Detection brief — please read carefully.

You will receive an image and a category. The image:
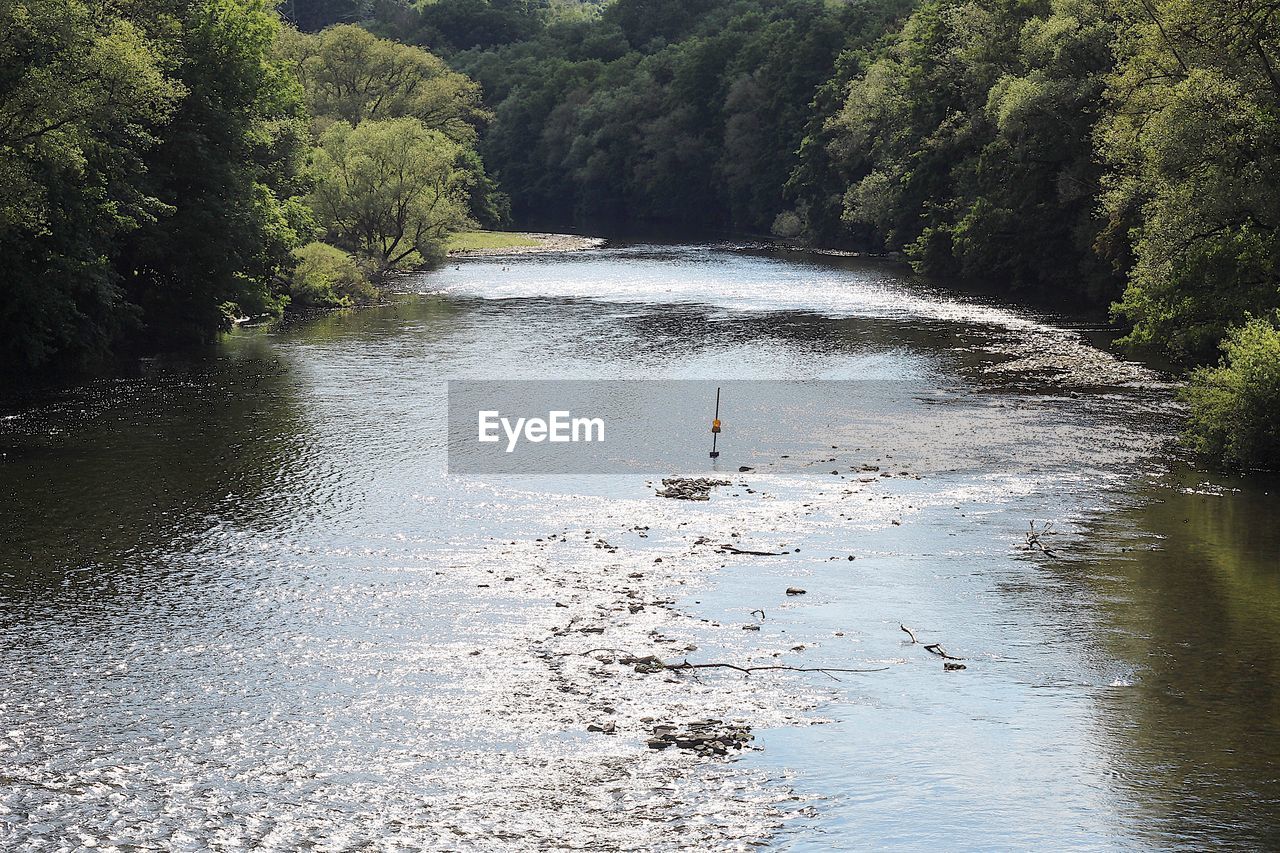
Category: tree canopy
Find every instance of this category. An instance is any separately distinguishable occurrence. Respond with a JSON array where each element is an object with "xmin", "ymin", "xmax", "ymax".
[
  {"xmin": 5, "ymin": 0, "xmax": 1278, "ymax": 466},
  {"xmin": 309, "ymin": 117, "xmax": 468, "ymax": 272},
  {"xmin": 0, "ymin": 1, "xmax": 489, "ymax": 376}
]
